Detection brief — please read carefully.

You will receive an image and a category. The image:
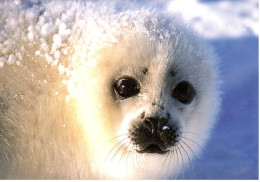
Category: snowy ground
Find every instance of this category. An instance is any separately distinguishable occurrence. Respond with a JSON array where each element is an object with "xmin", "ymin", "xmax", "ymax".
[{"xmin": 167, "ymin": 0, "xmax": 259, "ymax": 179}]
